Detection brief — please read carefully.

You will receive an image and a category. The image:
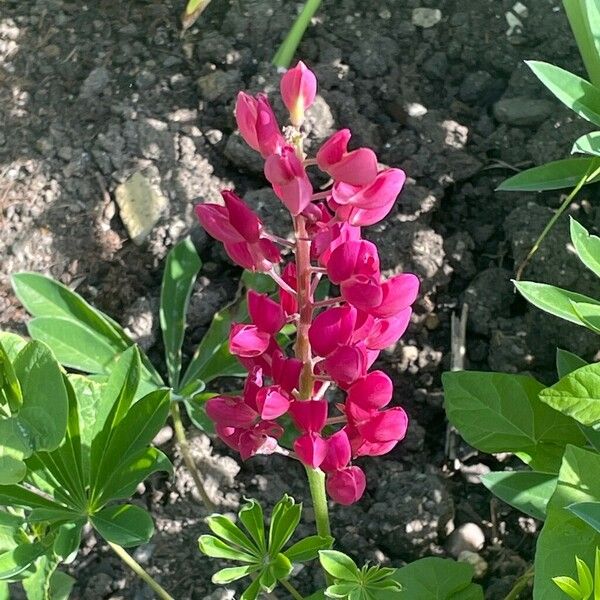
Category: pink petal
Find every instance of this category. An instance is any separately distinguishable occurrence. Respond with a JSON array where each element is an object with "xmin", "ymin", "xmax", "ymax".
[
  {"xmin": 321, "ymin": 429, "xmax": 352, "ymax": 472},
  {"xmin": 322, "ymin": 344, "xmax": 367, "ymax": 387},
  {"xmin": 340, "ymin": 275, "xmax": 383, "ymax": 310},
  {"xmin": 235, "ymin": 92, "xmax": 260, "ymax": 152},
  {"xmin": 221, "ymin": 190, "xmax": 261, "ymax": 243},
  {"xmin": 317, "ymin": 129, "xmax": 351, "ymax": 170},
  {"xmin": 206, "ymin": 396, "xmax": 257, "ymax": 428},
  {"xmin": 294, "ymin": 432, "xmax": 328, "ymax": 468},
  {"xmin": 255, "ymin": 94, "xmax": 285, "ymax": 158},
  {"xmin": 255, "ymin": 386, "xmax": 290, "ymax": 420},
  {"xmin": 358, "ymin": 407, "xmax": 408, "ymax": 443},
  {"xmin": 309, "ymin": 305, "xmax": 357, "ymax": 357},
  {"xmin": 279, "ymin": 262, "xmax": 298, "ymax": 315},
  {"xmin": 327, "ymin": 240, "xmax": 380, "ymax": 284},
  {"xmin": 289, "ymin": 399, "xmax": 328, "ymax": 433},
  {"xmin": 272, "ymin": 352, "xmax": 302, "ymax": 394},
  {"xmin": 280, "ymin": 61, "xmax": 317, "ymax": 125},
  {"xmin": 370, "ymin": 274, "xmax": 419, "ymax": 319},
  {"xmin": 229, "ymin": 324, "xmax": 271, "ymax": 357},
  {"xmin": 366, "ymin": 308, "xmax": 412, "ymax": 350},
  {"xmin": 242, "ymin": 366, "xmax": 263, "ymax": 411},
  {"xmin": 344, "ymin": 168, "xmax": 405, "ymax": 210},
  {"xmin": 195, "ymin": 203, "xmax": 243, "ymax": 244},
  {"xmin": 346, "ymin": 371, "xmax": 393, "ymax": 410},
  {"xmin": 327, "ymin": 148, "xmax": 378, "ymax": 186},
  {"xmin": 326, "ymin": 466, "xmax": 366, "ymax": 505},
  {"xmin": 248, "ymin": 290, "xmax": 286, "ymax": 334}
]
